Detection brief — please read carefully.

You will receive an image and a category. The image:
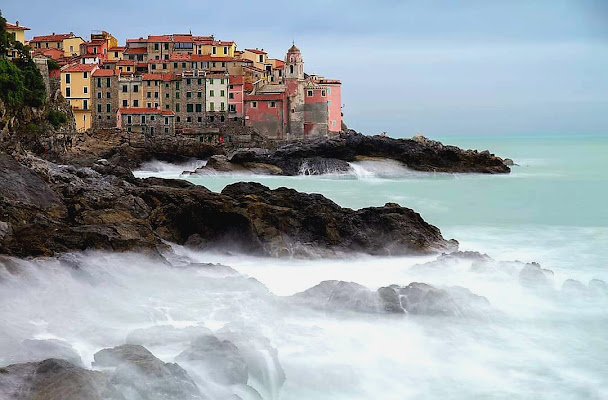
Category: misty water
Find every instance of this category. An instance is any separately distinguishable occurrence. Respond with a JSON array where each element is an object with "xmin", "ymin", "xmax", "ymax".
[{"xmin": 2, "ymin": 135, "xmax": 607, "ymax": 399}]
